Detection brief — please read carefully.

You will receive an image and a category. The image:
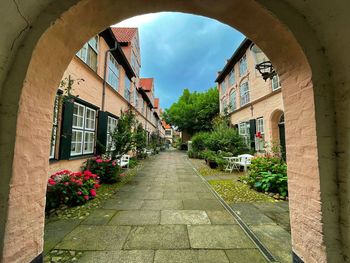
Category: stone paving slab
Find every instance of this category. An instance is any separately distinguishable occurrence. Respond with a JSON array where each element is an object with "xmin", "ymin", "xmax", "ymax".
[
  {"xmin": 206, "ymin": 210, "xmax": 238, "ymax": 225},
  {"xmin": 163, "ymin": 192, "xmax": 199, "ymax": 200},
  {"xmin": 77, "ymin": 250, "xmax": 154, "ymax": 263},
  {"xmin": 160, "ymin": 210, "xmax": 211, "ymax": 225},
  {"xmin": 183, "ymin": 199, "xmax": 224, "ymax": 210},
  {"xmin": 188, "ymin": 225, "xmax": 256, "ymax": 249},
  {"xmin": 225, "ymin": 249, "xmax": 268, "ymax": 262},
  {"xmin": 230, "ymin": 203, "xmax": 276, "ymax": 226},
  {"xmin": 55, "ymin": 225, "xmax": 131, "ymax": 250},
  {"xmin": 124, "ymin": 225, "xmax": 190, "ymax": 249},
  {"xmin": 81, "ymin": 209, "xmax": 116, "ymax": 225},
  {"xmin": 154, "ymin": 250, "xmax": 230, "ymax": 263},
  {"xmin": 102, "ymin": 199, "xmax": 144, "ymax": 210},
  {"xmin": 108, "ymin": 210, "xmax": 160, "ymax": 225},
  {"xmin": 141, "ymin": 199, "xmax": 183, "ymax": 210}
]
